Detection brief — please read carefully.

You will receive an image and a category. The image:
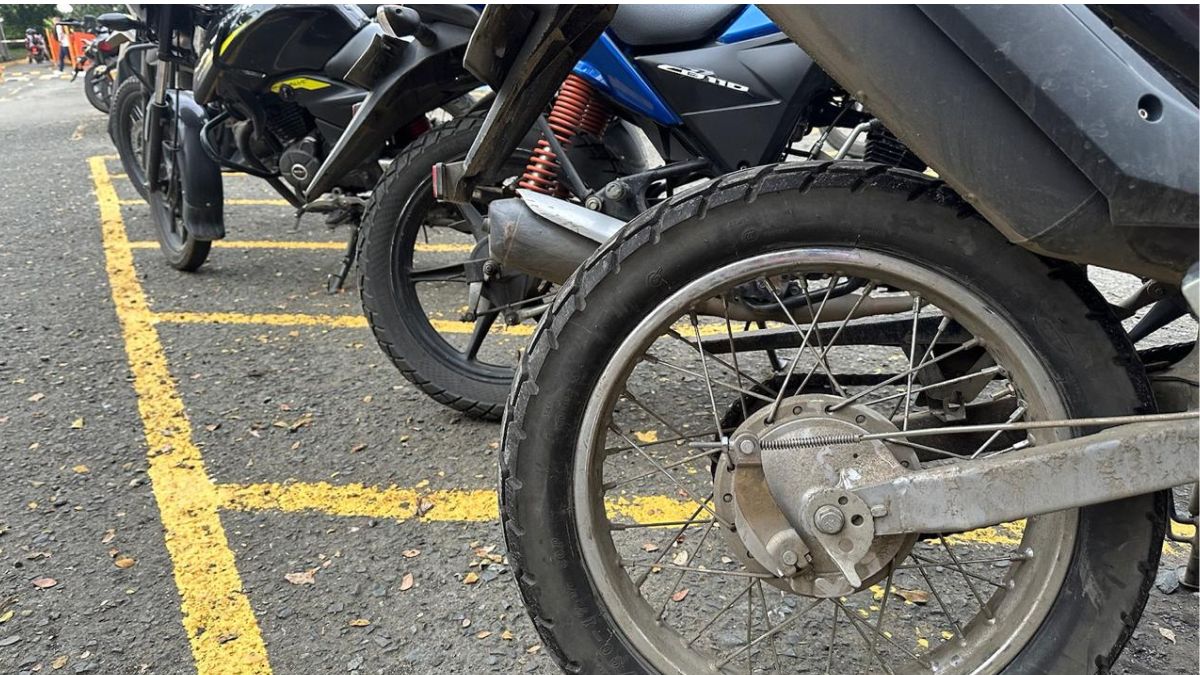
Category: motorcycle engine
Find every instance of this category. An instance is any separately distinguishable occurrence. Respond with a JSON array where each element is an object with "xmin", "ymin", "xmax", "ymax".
[{"xmin": 279, "ymin": 135, "xmax": 321, "ymax": 191}]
